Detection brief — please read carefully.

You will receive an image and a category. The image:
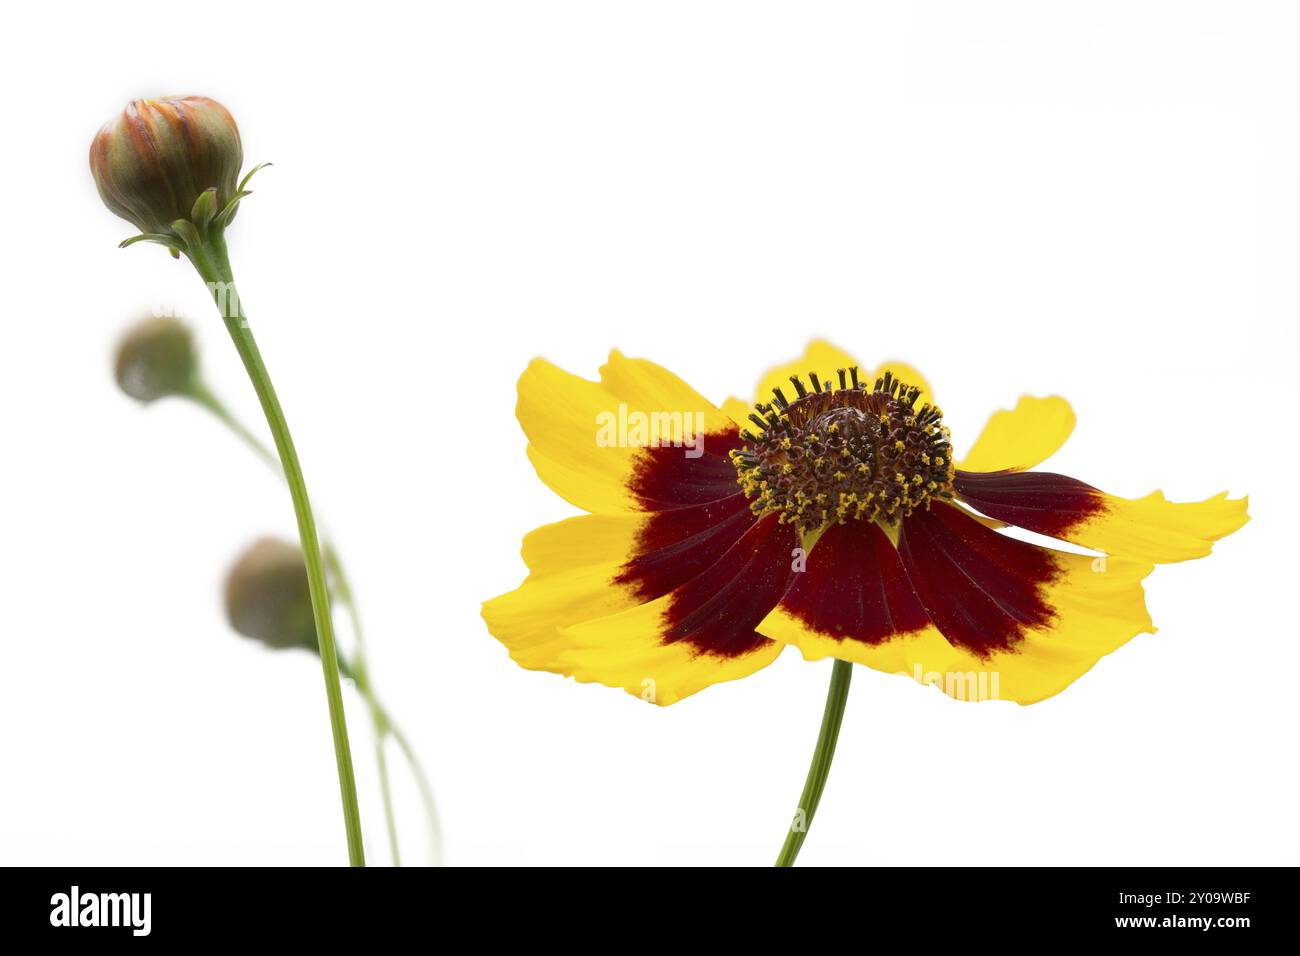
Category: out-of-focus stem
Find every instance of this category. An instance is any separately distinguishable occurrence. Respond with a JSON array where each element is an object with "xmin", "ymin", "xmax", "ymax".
[
  {"xmin": 187, "ymin": 371, "xmax": 441, "ymax": 865},
  {"xmin": 186, "ymin": 232, "xmax": 364, "ymax": 866}
]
